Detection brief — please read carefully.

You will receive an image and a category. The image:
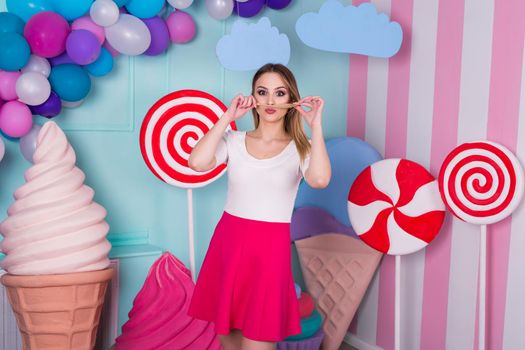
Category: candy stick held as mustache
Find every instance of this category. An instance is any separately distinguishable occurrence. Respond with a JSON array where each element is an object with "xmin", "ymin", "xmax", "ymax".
[{"xmin": 256, "ymin": 102, "xmax": 300, "ymax": 109}]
